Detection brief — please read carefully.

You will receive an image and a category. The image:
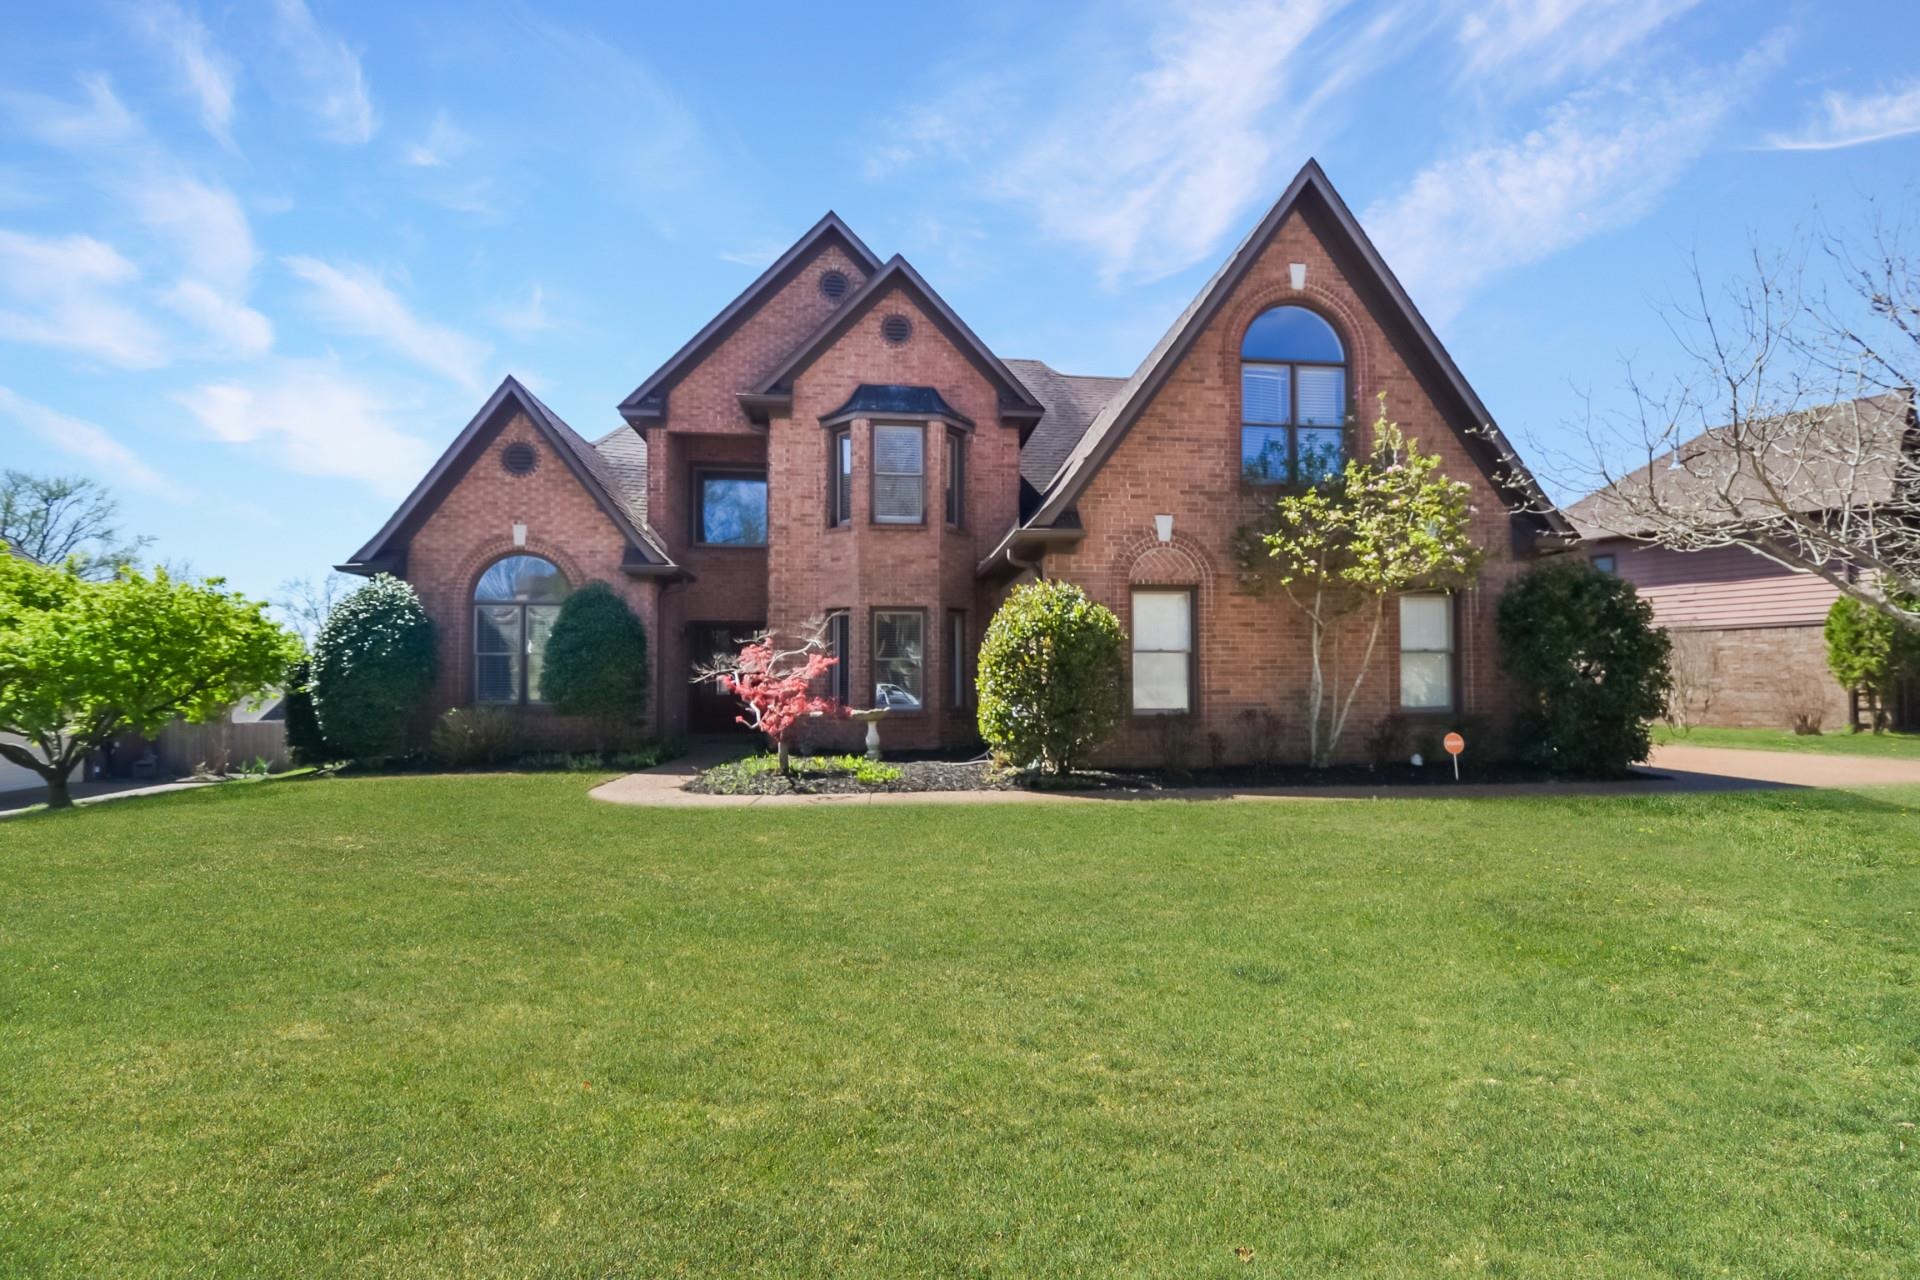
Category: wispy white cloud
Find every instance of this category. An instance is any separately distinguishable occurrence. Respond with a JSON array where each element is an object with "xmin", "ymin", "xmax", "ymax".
[
  {"xmin": 123, "ymin": 0, "xmax": 237, "ymax": 146},
  {"xmin": 1764, "ymin": 79, "xmax": 1920, "ymax": 151},
  {"xmin": 1364, "ymin": 35, "xmax": 1788, "ymax": 321},
  {"xmin": 176, "ymin": 362, "xmax": 436, "ymax": 497},
  {"xmin": 402, "ymin": 110, "xmax": 471, "ymax": 167},
  {"xmin": 159, "ymin": 278, "xmax": 273, "ymax": 357},
  {"xmin": 1455, "ymin": 0, "xmax": 1701, "ymax": 86},
  {"xmin": 1, "ymin": 74, "xmax": 140, "ymax": 148},
  {"xmin": 117, "ymin": 169, "xmax": 257, "ymax": 294},
  {"xmin": 269, "ymin": 0, "xmax": 376, "ymax": 145},
  {"xmin": 867, "ymin": 0, "xmax": 1413, "ymax": 284},
  {"xmin": 0, "ymin": 229, "xmax": 168, "ymax": 368},
  {"xmin": 284, "ymin": 255, "xmax": 490, "ymax": 389},
  {"xmin": 490, "ymin": 284, "xmax": 555, "ymax": 336},
  {"xmin": 0, "ymin": 385, "xmax": 179, "ymax": 495}
]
